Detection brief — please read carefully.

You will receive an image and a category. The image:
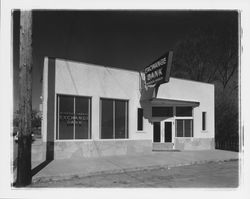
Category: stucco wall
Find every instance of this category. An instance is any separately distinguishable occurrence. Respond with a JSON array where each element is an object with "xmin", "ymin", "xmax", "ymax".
[
  {"xmin": 174, "ymin": 138, "xmax": 215, "ymax": 150},
  {"xmin": 41, "ymin": 57, "xmax": 215, "ymax": 158},
  {"xmin": 54, "ymin": 58, "xmax": 153, "ymax": 141},
  {"xmin": 53, "ymin": 140, "xmax": 152, "ymax": 159},
  {"xmin": 157, "ymin": 78, "xmax": 215, "ymax": 139}
]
